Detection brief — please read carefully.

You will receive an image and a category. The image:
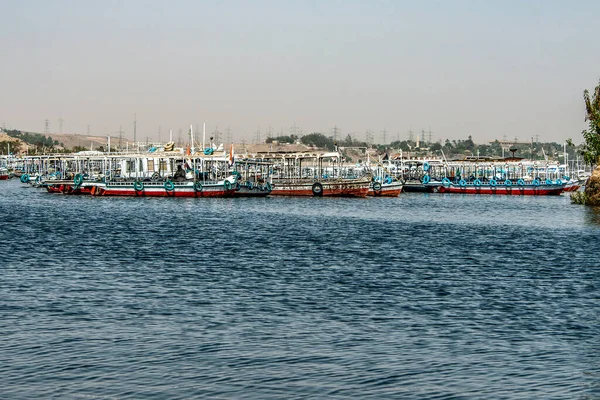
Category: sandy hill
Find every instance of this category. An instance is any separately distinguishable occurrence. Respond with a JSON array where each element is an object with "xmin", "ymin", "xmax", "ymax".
[{"xmin": 45, "ymin": 133, "xmax": 120, "ymax": 150}]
